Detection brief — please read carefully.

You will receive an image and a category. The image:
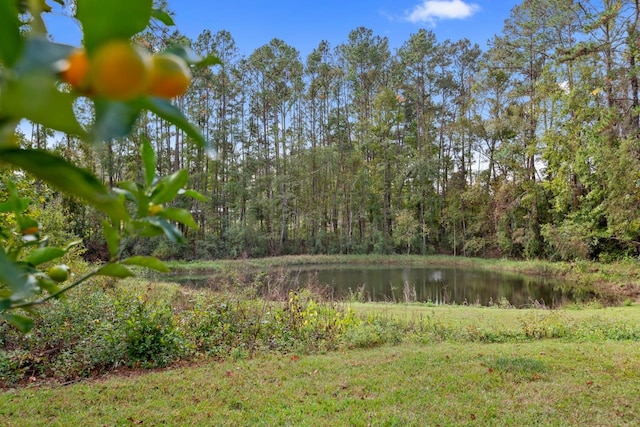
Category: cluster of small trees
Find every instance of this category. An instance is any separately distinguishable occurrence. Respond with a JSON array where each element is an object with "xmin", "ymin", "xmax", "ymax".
[{"xmin": 18, "ymin": 0, "xmax": 640, "ymax": 261}]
